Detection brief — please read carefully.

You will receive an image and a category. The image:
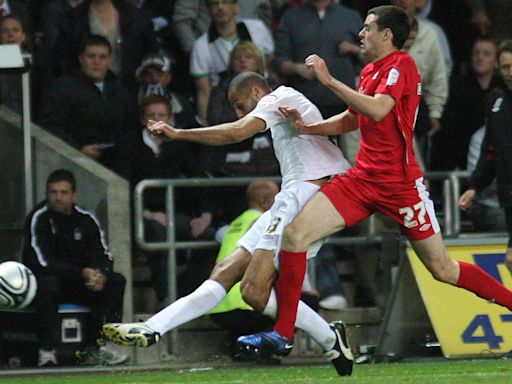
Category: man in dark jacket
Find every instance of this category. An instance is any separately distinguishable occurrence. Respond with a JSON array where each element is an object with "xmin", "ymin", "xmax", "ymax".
[
  {"xmin": 51, "ymin": 0, "xmax": 157, "ymax": 97},
  {"xmin": 460, "ymin": 39, "xmax": 512, "ymax": 272},
  {"xmin": 22, "ymin": 169, "xmax": 127, "ymax": 367},
  {"xmin": 38, "ymin": 35, "xmax": 137, "ymax": 173}
]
